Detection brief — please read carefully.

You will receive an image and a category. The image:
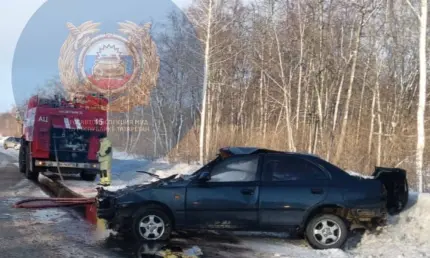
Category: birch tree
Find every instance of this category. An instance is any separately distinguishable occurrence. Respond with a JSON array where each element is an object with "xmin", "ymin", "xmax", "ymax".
[
  {"xmin": 189, "ymin": 0, "xmax": 233, "ymax": 164},
  {"xmin": 406, "ymin": 0, "xmax": 427, "ymax": 192},
  {"xmin": 188, "ymin": 0, "xmax": 215, "ymax": 164},
  {"xmin": 333, "ymin": 11, "xmax": 365, "ymax": 164}
]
